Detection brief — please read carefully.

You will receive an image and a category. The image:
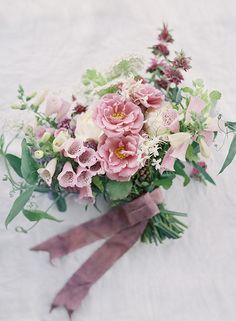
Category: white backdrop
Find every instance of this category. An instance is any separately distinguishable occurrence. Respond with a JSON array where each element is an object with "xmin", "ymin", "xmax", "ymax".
[{"xmin": 0, "ymin": 1, "xmax": 236, "ymax": 321}]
